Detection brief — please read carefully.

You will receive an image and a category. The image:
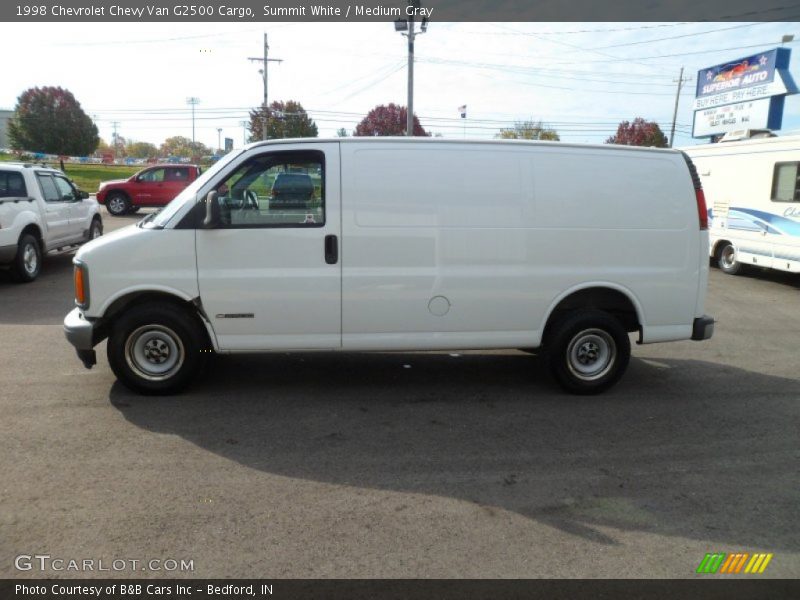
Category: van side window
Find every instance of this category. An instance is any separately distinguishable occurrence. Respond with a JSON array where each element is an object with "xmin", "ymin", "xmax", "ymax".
[
  {"xmin": 0, "ymin": 171, "xmax": 27, "ymax": 198},
  {"xmin": 212, "ymin": 150, "xmax": 324, "ymax": 228},
  {"xmin": 771, "ymin": 162, "xmax": 800, "ymax": 202}
]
